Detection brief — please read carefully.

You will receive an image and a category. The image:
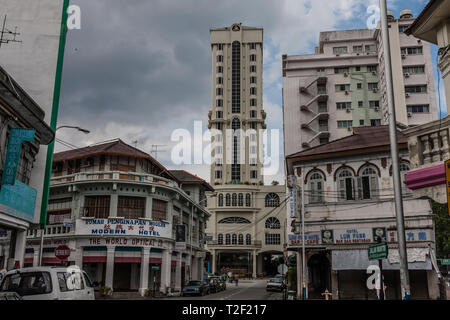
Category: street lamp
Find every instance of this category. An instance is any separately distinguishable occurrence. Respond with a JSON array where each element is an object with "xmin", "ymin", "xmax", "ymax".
[
  {"xmin": 56, "ymin": 125, "xmax": 90, "ymax": 134},
  {"xmin": 38, "ymin": 125, "xmax": 90, "ymax": 266}
]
